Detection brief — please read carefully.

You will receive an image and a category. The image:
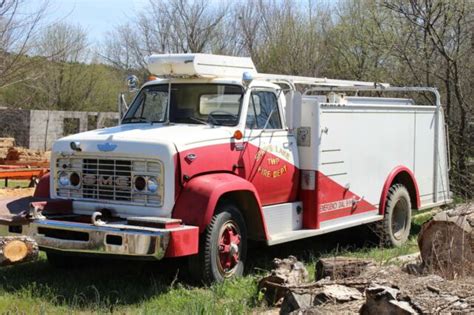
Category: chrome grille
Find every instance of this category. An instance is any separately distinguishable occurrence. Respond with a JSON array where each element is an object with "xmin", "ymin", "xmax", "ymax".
[
  {"xmin": 56, "ymin": 157, "xmax": 163, "ymax": 206},
  {"xmin": 82, "ymin": 159, "xmax": 132, "ymax": 201}
]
